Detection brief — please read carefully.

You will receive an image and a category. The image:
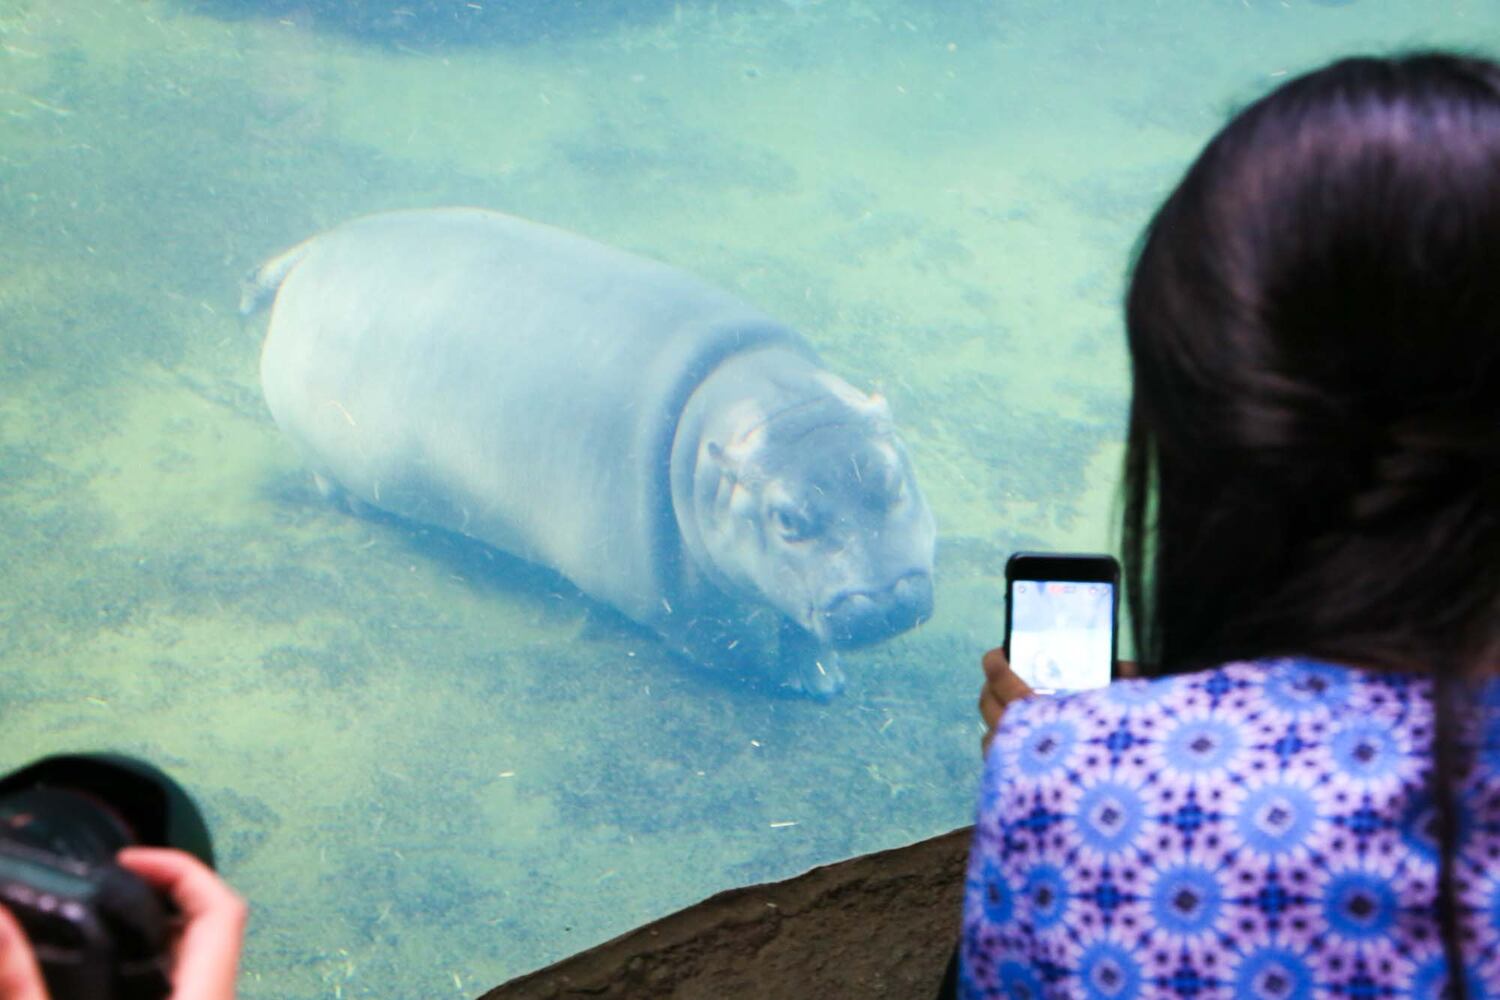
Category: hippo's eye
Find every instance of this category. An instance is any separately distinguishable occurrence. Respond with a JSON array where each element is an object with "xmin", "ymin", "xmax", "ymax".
[
  {"xmin": 884, "ymin": 467, "xmax": 907, "ymax": 505},
  {"xmin": 770, "ymin": 504, "xmax": 816, "ymax": 543},
  {"xmin": 864, "ymin": 464, "xmax": 906, "ymax": 511}
]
